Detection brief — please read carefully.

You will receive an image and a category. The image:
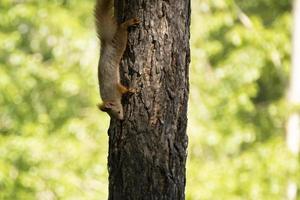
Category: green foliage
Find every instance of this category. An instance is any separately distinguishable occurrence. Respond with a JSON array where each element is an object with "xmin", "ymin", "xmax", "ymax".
[
  {"xmin": 0, "ymin": 0, "xmax": 109, "ymax": 199},
  {"xmin": 187, "ymin": 138, "xmax": 299, "ymax": 199},
  {"xmin": 187, "ymin": 0, "xmax": 298, "ymax": 199},
  {"xmin": 0, "ymin": 0, "xmax": 297, "ymax": 199}
]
